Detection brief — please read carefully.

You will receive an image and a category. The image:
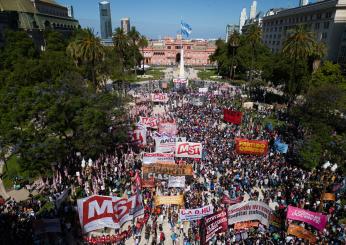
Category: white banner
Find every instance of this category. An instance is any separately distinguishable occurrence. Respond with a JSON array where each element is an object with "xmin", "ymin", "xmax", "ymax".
[
  {"xmin": 158, "ymin": 122, "xmax": 177, "ymax": 136},
  {"xmin": 139, "ymin": 117, "xmax": 159, "ymax": 129},
  {"xmin": 77, "ymin": 194, "xmax": 144, "ymax": 233},
  {"xmin": 155, "ymin": 136, "xmax": 186, "ymax": 152},
  {"xmin": 179, "ymin": 205, "xmax": 214, "ymax": 222},
  {"xmin": 175, "ymin": 142, "xmax": 202, "ymax": 159},
  {"xmin": 168, "ymin": 176, "xmax": 186, "ymax": 188},
  {"xmin": 173, "ymin": 78, "xmax": 188, "ymax": 84},
  {"xmin": 227, "ymin": 201, "xmax": 272, "ymax": 226},
  {"xmin": 142, "ymin": 152, "xmax": 175, "ymax": 164},
  {"xmin": 151, "ymin": 93, "xmax": 168, "ymax": 103},
  {"xmin": 131, "ymin": 129, "xmax": 147, "ymax": 145},
  {"xmin": 198, "ymin": 87, "xmax": 208, "ymax": 93}
]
